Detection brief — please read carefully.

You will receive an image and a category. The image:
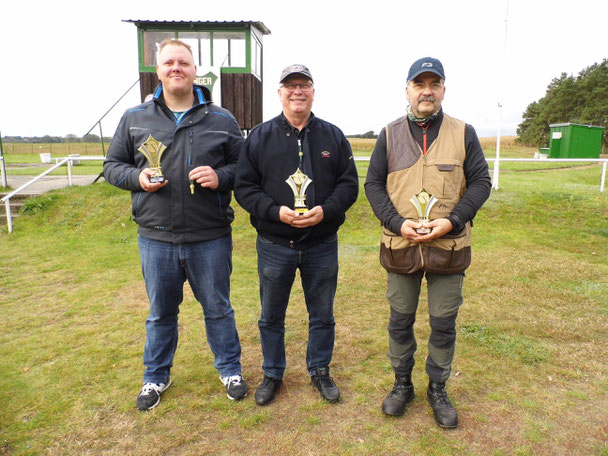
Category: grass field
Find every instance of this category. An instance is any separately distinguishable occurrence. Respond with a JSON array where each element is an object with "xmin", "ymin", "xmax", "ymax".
[{"xmin": 1, "ymin": 143, "xmax": 607, "ymax": 455}]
